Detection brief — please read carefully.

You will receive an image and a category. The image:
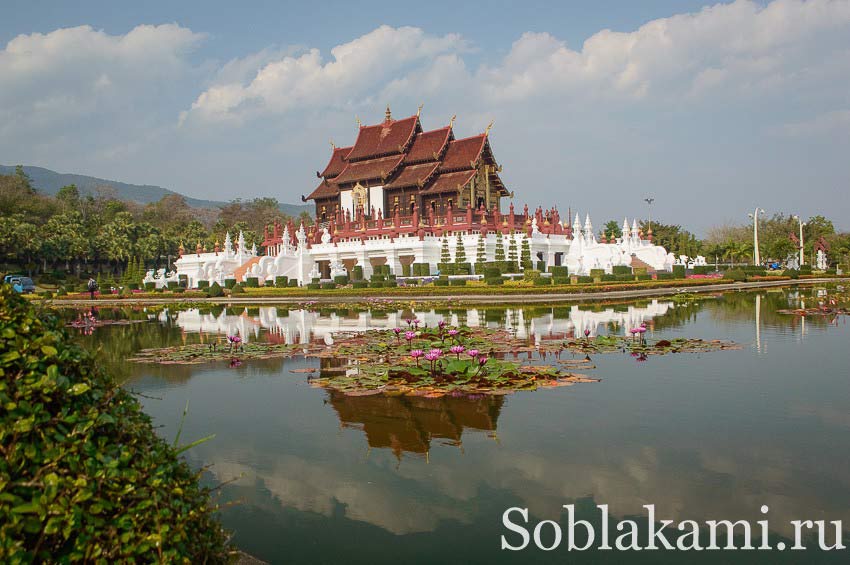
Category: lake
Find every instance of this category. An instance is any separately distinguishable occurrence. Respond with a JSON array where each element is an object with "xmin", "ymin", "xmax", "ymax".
[{"xmin": 70, "ymin": 287, "xmax": 849, "ymax": 563}]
